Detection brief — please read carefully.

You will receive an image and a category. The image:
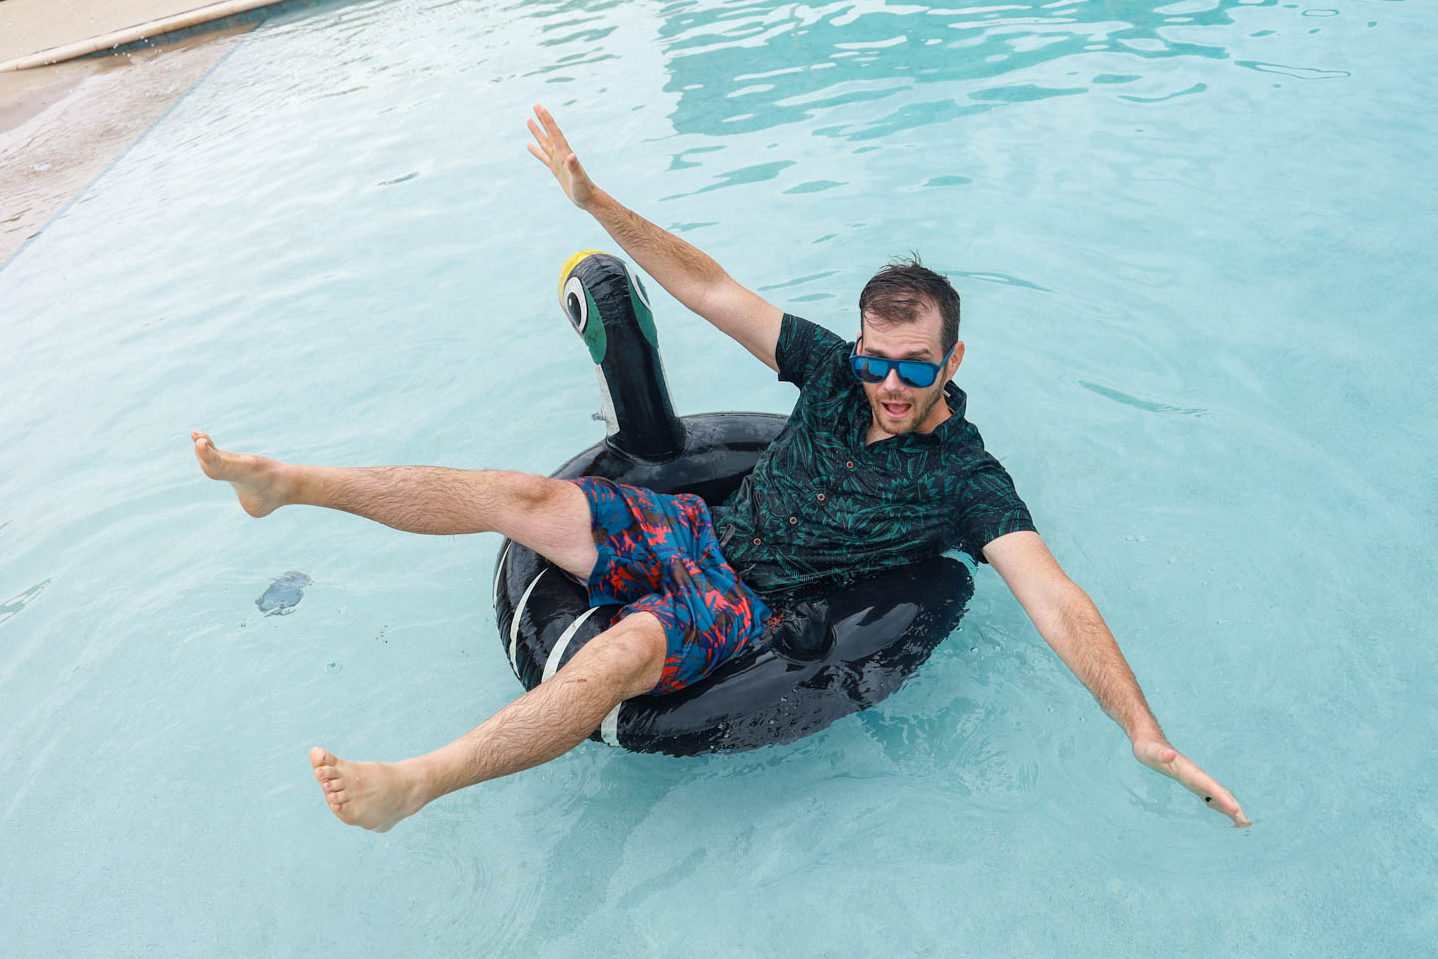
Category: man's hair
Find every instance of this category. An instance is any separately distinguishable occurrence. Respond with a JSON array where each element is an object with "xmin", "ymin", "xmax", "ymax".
[{"xmin": 858, "ymin": 256, "xmax": 961, "ymax": 353}]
